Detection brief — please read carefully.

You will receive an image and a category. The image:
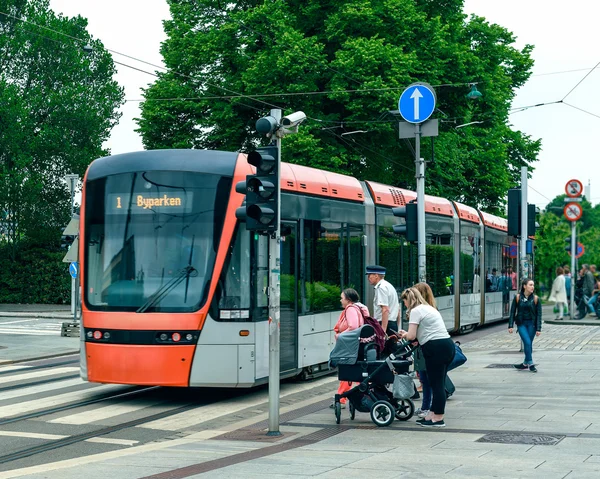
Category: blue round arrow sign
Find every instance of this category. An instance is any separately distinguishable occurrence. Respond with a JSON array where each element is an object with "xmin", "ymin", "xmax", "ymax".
[{"xmin": 399, "ymin": 84, "xmax": 436, "ymax": 124}]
